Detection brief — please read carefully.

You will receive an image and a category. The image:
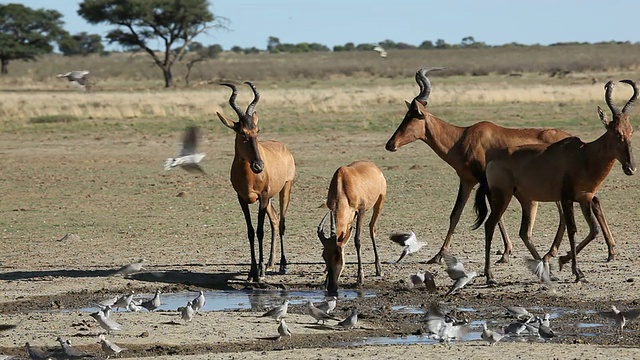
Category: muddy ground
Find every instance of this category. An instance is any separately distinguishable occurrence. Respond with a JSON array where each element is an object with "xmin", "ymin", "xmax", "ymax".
[{"xmin": 1, "ymin": 128, "xmax": 640, "ymax": 359}]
